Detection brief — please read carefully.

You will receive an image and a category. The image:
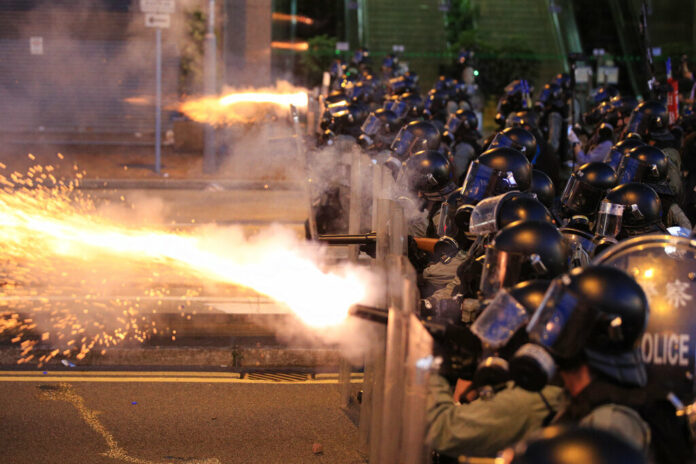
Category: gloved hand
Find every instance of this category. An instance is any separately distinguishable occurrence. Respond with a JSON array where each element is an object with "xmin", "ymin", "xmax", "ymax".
[
  {"xmin": 431, "ymin": 322, "xmax": 482, "ymax": 384},
  {"xmin": 567, "ymin": 128, "xmax": 581, "ymax": 146}
]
